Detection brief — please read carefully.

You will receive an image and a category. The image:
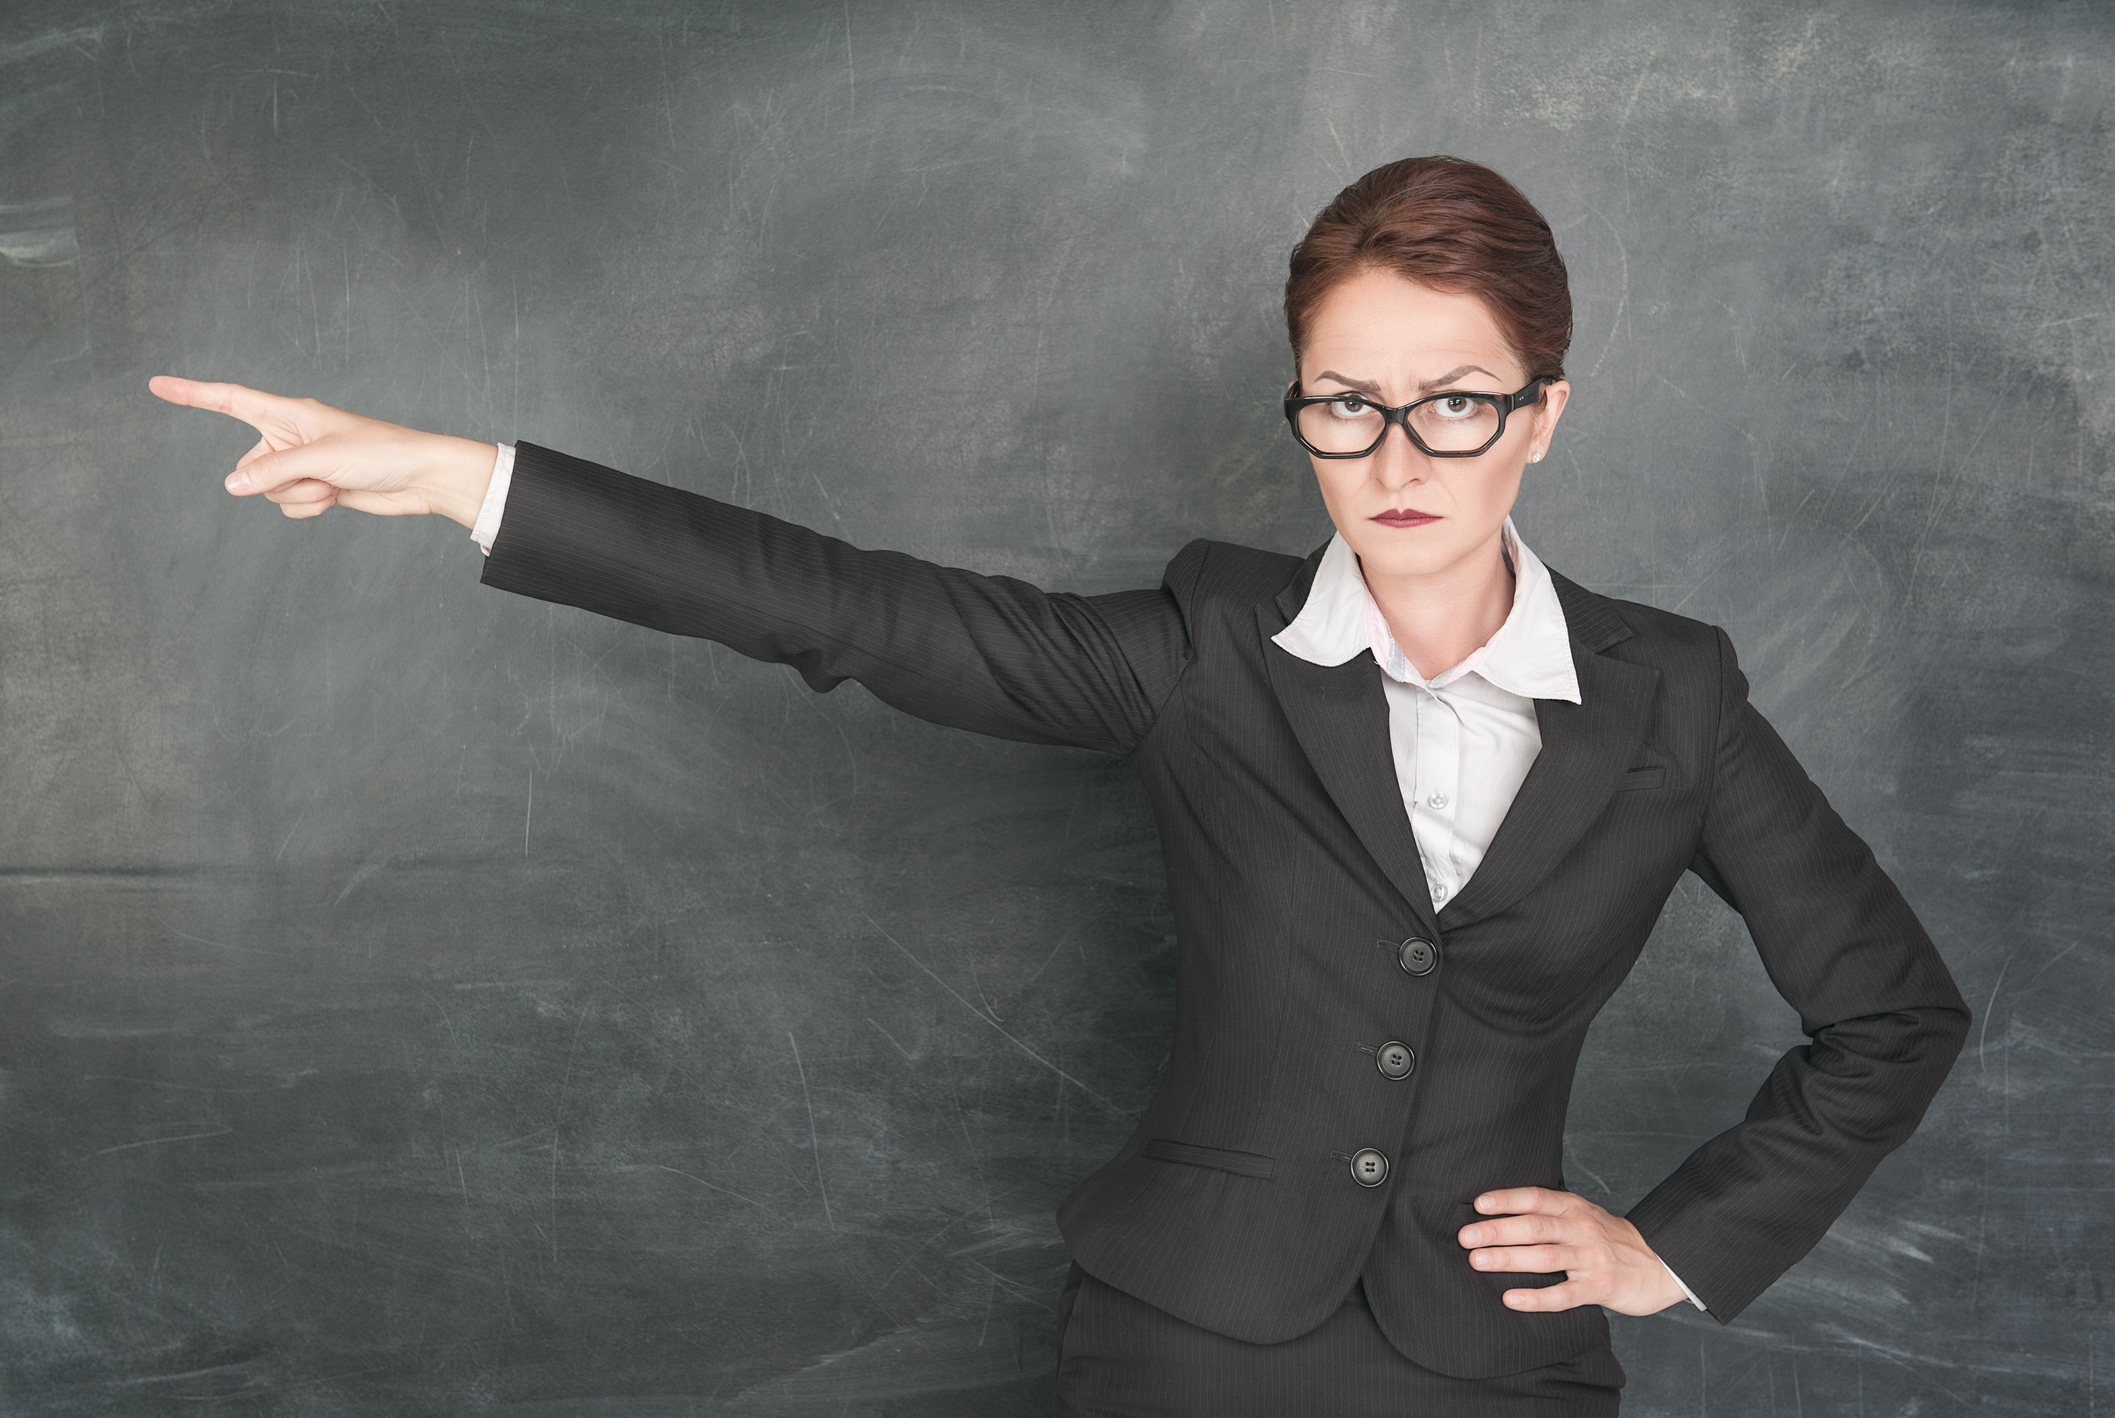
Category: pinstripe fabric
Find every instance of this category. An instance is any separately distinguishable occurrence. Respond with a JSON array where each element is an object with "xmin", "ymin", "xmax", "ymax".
[
  {"xmin": 1055, "ymin": 1265, "xmax": 1623, "ymax": 1416},
  {"xmin": 482, "ymin": 443, "xmax": 1970, "ymax": 1382}
]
